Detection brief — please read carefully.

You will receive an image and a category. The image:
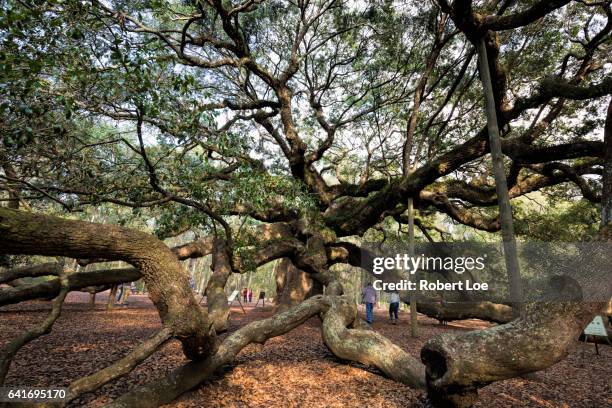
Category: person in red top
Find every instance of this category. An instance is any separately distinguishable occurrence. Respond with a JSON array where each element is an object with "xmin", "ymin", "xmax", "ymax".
[
  {"xmin": 242, "ymin": 288, "xmax": 248, "ymax": 303},
  {"xmin": 248, "ymin": 288, "xmax": 253, "ymax": 303}
]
